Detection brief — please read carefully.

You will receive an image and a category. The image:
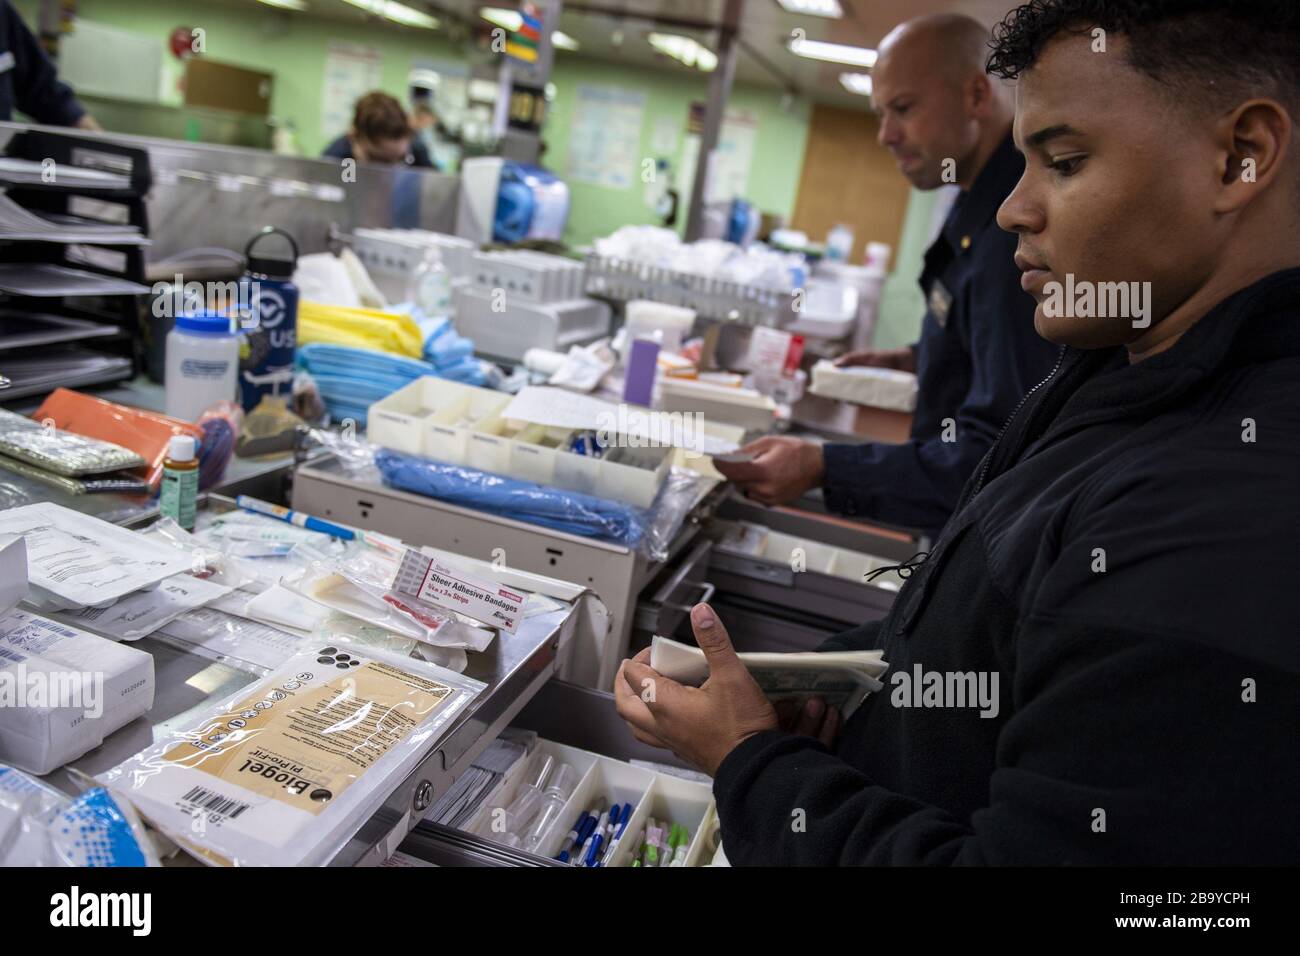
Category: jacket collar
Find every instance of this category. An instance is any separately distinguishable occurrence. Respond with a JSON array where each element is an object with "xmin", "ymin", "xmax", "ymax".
[
  {"xmin": 1054, "ymin": 266, "xmax": 1300, "ymax": 428},
  {"xmin": 975, "ymin": 267, "xmax": 1300, "ymax": 497},
  {"xmin": 940, "ymin": 131, "xmax": 1022, "ymax": 254}
]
